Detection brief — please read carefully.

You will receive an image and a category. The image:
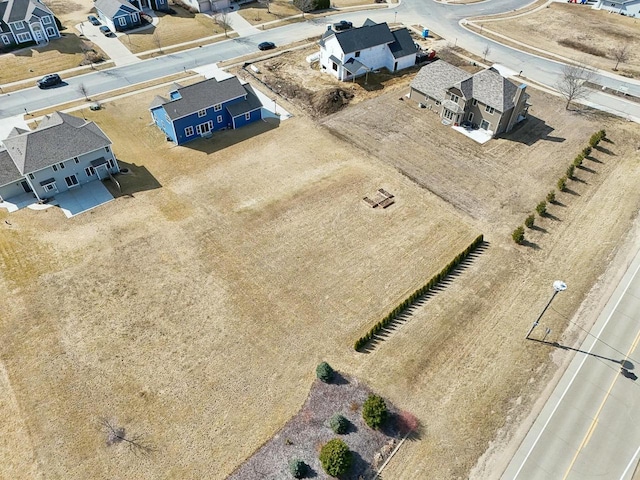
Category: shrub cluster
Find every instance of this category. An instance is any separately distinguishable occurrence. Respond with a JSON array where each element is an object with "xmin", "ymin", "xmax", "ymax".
[
  {"xmin": 353, "ymin": 234, "xmax": 484, "ymax": 351},
  {"xmin": 589, "ymin": 129, "xmax": 606, "ymax": 147},
  {"xmin": 316, "ymin": 362, "xmax": 335, "ymax": 383},
  {"xmin": 329, "ymin": 414, "xmax": 349, "ymax": 434},
  {"xmin": 319, "ymin": 439, "xmax": 352, "ymax": 476},
  {"xmin": 363, "ymin": 394, "xmax": 388, "ymax": 429},
  {"xmin": 293, "ymin": 0, "xmax": 329, "ymax": 11}
]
